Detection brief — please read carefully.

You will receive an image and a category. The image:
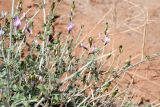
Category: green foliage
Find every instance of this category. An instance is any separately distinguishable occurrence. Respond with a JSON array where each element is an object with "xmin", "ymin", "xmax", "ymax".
[{"xmin": 0, "ymin": 0, "xmax": 158, "ymax": 107}]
